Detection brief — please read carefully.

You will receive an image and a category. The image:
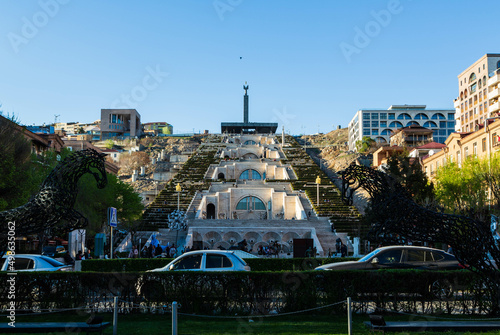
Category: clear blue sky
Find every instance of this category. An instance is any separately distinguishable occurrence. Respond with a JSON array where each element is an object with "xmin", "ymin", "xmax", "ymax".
[{"xmin": 1, "ymin": 0, "xmax": 499, "ymax": 135}]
